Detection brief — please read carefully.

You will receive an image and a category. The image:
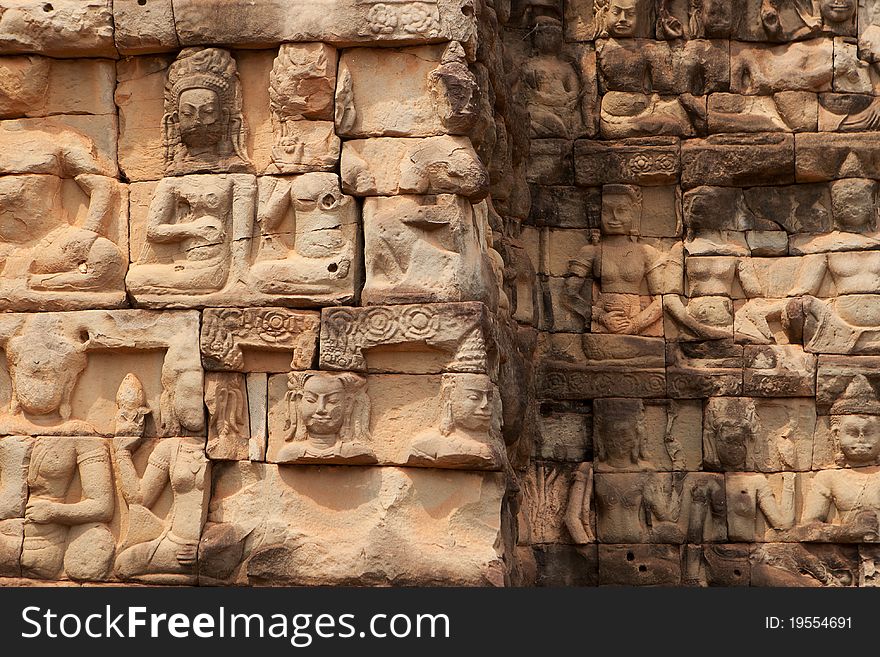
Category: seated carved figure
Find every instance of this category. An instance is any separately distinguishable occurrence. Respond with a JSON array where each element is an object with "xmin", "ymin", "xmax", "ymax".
[
  {"xmin": 113, "ymin": 435, "xmax": 210, "ymax": 583},
  {"xmin": 126, "ymin": 174, "xmax": 243, "ymax": 294},
  {"xmin": 0, "ymin": 127, "xmax": 125, "ymax": 298},
  {"xmin": 276, "ymin": 371, "xmax": 376, "ymax": 465},
  {"xmin": 522, "ymin": 16, "xmax": 584, "ymax": 140},
  {"xmin": 21, "ymin": 437, "xmax": 115, "ymax": 581},
  {"xmin": 798, "ymin": 377, "xmax": 880, "ymax": 542},
  {"xmin": 407, "ymin": 373, "xmax": 502, "ymax": 470},
  {"xmin": 564, "ymin": 185, "xmax": 676, "ymax": 338},
  {"xmin": 249, "ymin": 174, "xmax": 355, "ymax": 295}
]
